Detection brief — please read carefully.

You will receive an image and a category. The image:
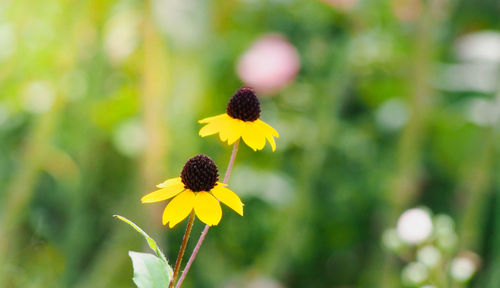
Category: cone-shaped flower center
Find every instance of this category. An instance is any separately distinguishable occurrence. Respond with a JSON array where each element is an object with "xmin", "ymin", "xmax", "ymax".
[
  {"xmin": 180, "ymin": 154, "xmax": 219, "ymax": 192},
  {"xmin": 226, "ymin": 87, "xmax": 261, "ymax": 122}
]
